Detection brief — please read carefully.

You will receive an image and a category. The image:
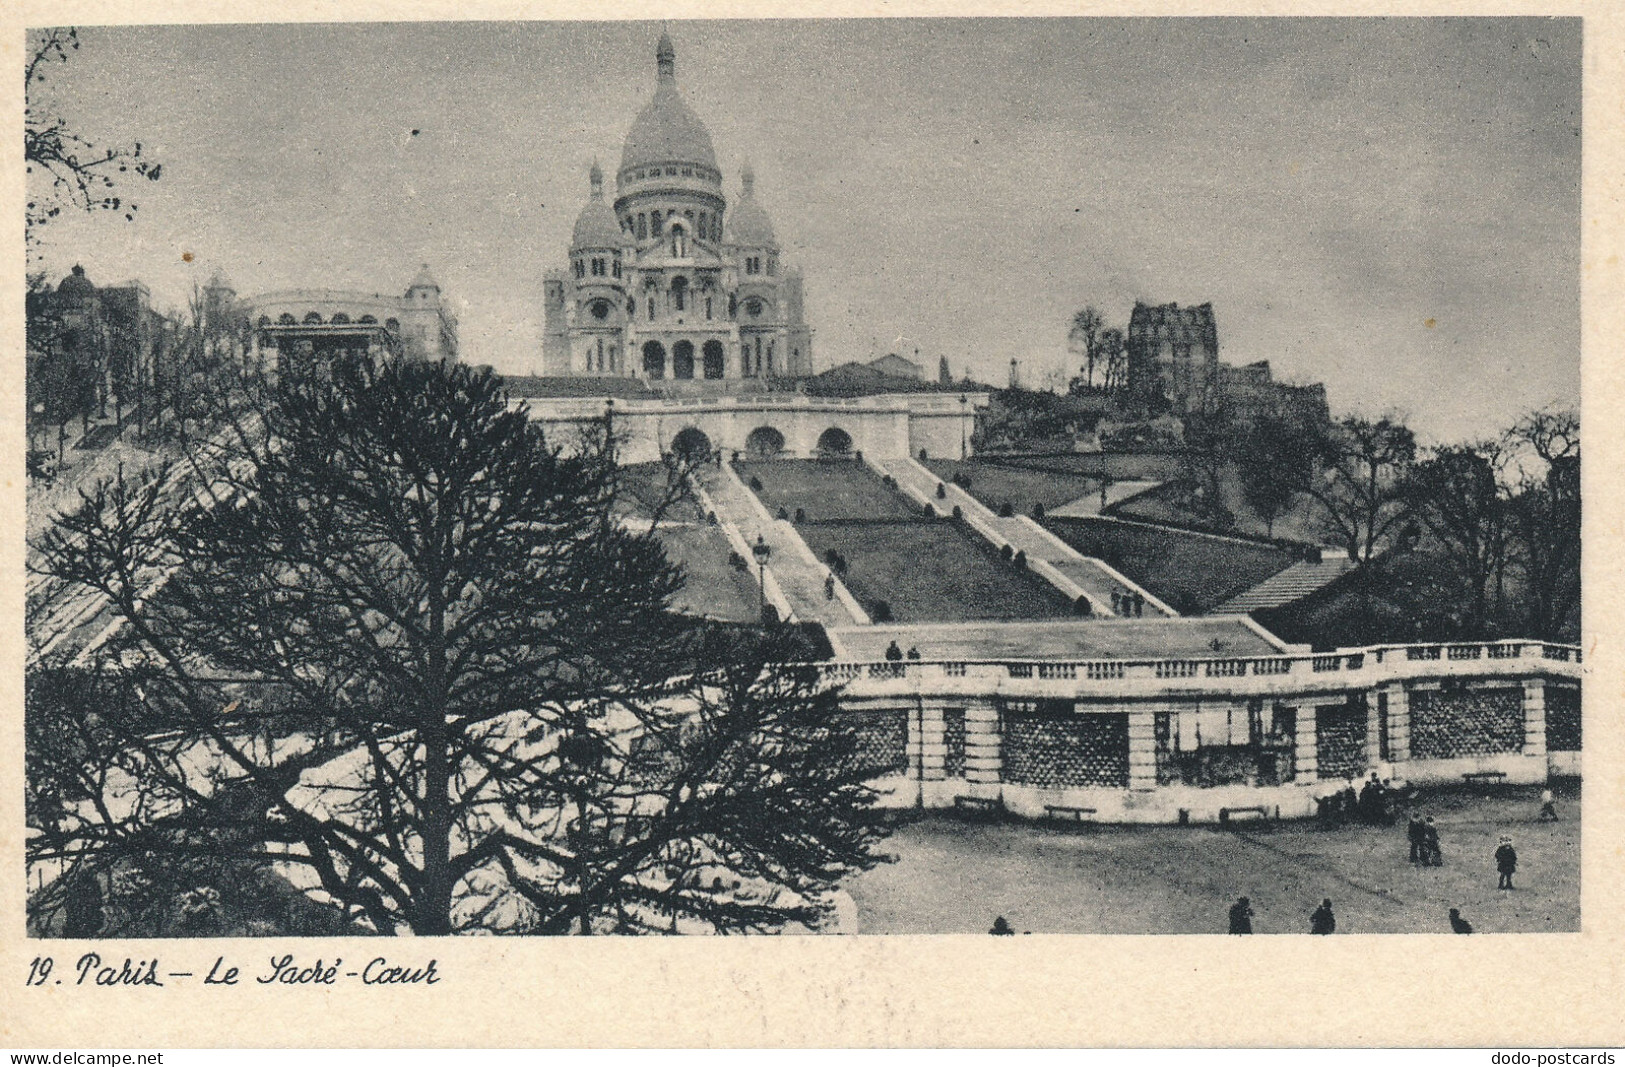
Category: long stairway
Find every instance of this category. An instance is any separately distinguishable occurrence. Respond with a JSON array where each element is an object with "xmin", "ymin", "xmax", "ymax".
[
  {"xmin": 1209, "ymin": 556, "xmax": 1357, "ymax": 615},
  {"xmin": 875, "ymin": 455, "xmax": 1176, "ymax": 617},
  {"xmin": 691, "ymin": 464, "xmax": 868, "ymax": 627}
]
